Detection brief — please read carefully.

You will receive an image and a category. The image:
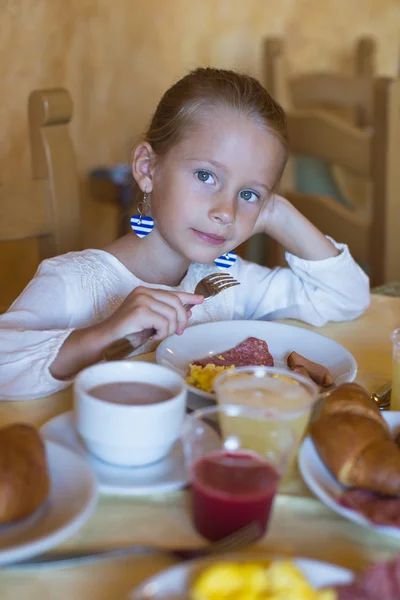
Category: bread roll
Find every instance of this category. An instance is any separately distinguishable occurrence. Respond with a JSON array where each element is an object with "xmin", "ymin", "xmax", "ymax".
[
  {"xmin": 0, "ymin": 424, "xmax": 50, "ymax": 524},
  {"xmin": 310, "ymin": 383, "xmax": 400, "ymax": 496}
]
